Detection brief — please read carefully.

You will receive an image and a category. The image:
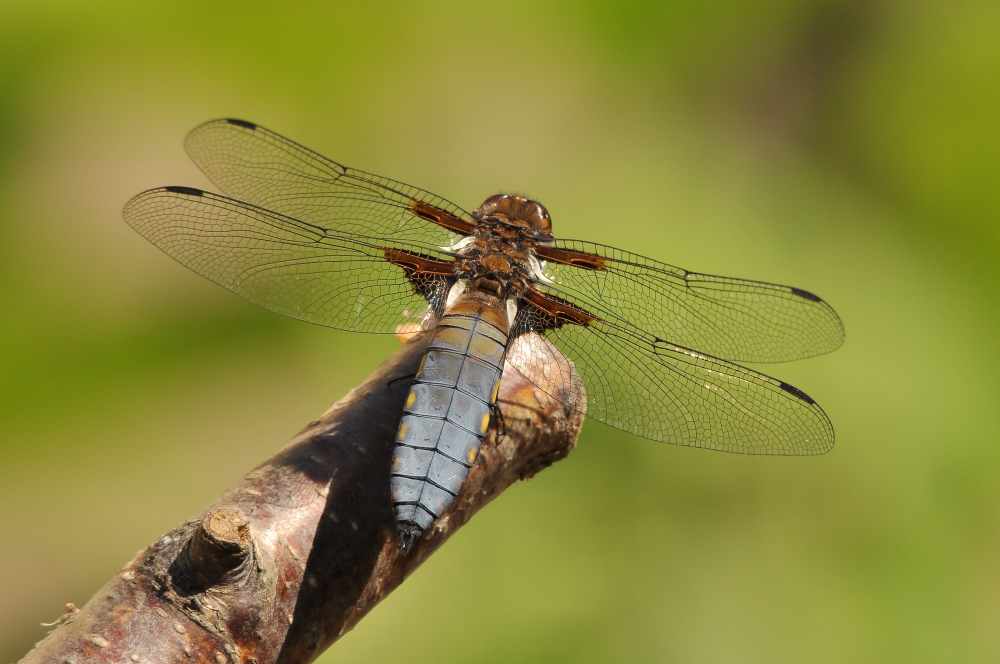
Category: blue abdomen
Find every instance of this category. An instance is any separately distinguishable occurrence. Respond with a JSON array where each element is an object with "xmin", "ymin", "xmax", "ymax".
[{"xmin": 391, "ymin": 299, "xmax": 509, "ymax": 548}]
